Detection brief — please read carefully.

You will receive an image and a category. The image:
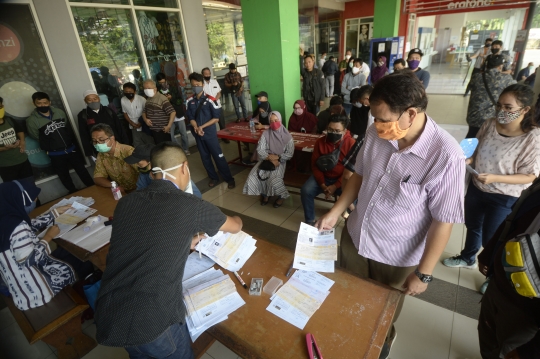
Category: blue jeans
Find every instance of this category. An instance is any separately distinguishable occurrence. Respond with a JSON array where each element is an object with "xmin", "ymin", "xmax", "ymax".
[
  {"xmin": 125, "ymin": 322, "xmax": 194, "ymax": 359},
  {"xmin": 170, "ymin": 121, "xmax": 189, "ymax": 152},
  {"xmin": 343, "ymin": 103, "xmax": 352, "ymax": 116},
  {"xmin": 460, "ymin": 183, "xmax": 518, "ymax": 264},
  {"xmin": 232, "ymin": 93, "xmax": 248, "ymax": 120},
  {"xmin": 301, "ymin": 175, "xmax": 342, "ymax": 223}
]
